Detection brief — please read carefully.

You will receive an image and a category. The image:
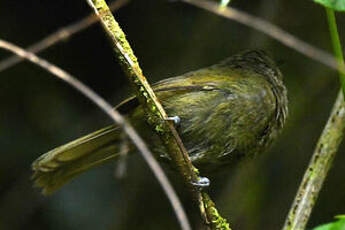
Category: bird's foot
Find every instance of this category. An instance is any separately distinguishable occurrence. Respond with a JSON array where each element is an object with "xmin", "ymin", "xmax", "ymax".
[
  {"xmin": 165, "ymin": 116, "xmax": 181, "ymax": 125},
  {"xmin": 191, "ymin": 176, "xmax": 210, "ymax": 189}
]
